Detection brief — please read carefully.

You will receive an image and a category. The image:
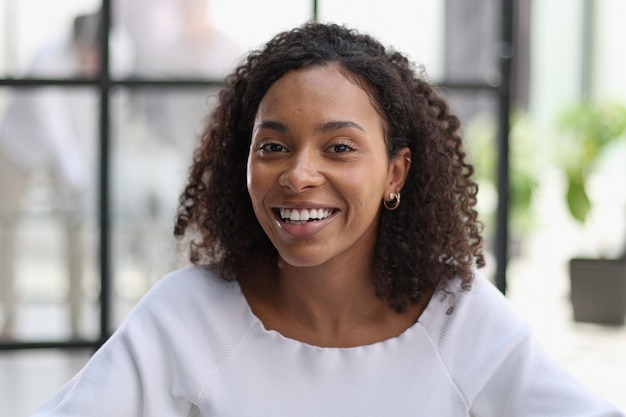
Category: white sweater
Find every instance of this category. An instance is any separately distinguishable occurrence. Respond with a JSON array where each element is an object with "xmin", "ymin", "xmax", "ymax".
[{"xmin": 32, "ymin": 267, "xmax": 624, "ymax": 416}]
